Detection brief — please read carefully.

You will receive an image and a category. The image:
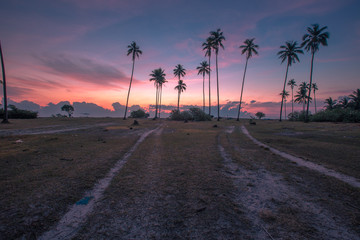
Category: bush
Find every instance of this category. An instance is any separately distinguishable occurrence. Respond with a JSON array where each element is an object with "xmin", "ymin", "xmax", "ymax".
[
  {"xmin": 0, "ymin": 105, "xmax": 38, "ymax": 119},
  {"xmin": 288, "ymin": 111, "xmax": 307, "ymax": 121},
  {"xmin": 311, "ymin": 108, "xmax": 360, "ymax": 122},
  {"xmin": 130, "ymin": 109, "xmax": 149, "ymax": 118},
  {"xmin": 169, "ymin": 108, "xmax": 211, "ymax": 121}
]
